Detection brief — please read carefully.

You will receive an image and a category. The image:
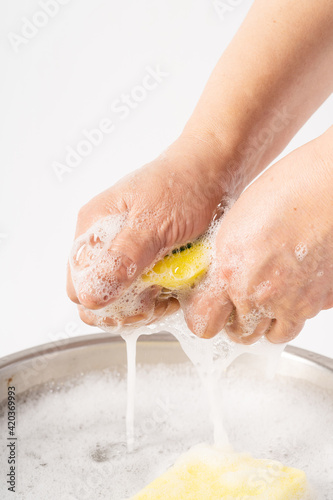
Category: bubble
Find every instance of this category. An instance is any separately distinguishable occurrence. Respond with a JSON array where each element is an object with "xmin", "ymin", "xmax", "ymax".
[
  {"xmin": 127, "ymin": 262, "xmax": 137, "ymax": 279},
  {"xmin": 189, "ymin": 312, "xmax": 210, "ymax": 338},
  {"xmin": 295, "ymin": 243, "xmax": 308, "ymax": 262},
  {"xmin": 252, "ymin": 280, "xmax": 271, "ymax": 300}
]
